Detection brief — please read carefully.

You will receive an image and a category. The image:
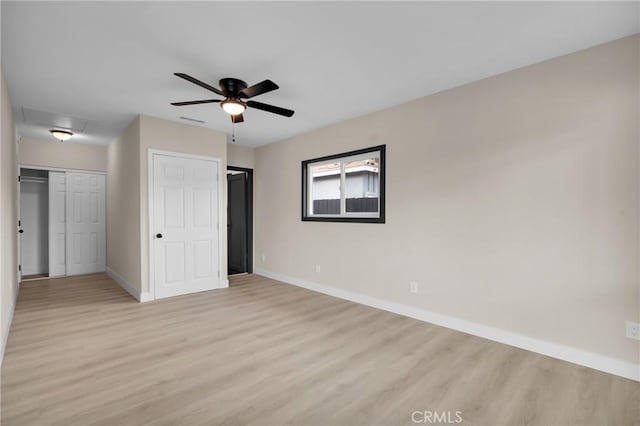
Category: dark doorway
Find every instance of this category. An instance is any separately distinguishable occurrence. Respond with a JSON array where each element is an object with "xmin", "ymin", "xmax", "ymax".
[{"xmin": 227, "ymin": 166, "xmax": 253, "ymax": 275}]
